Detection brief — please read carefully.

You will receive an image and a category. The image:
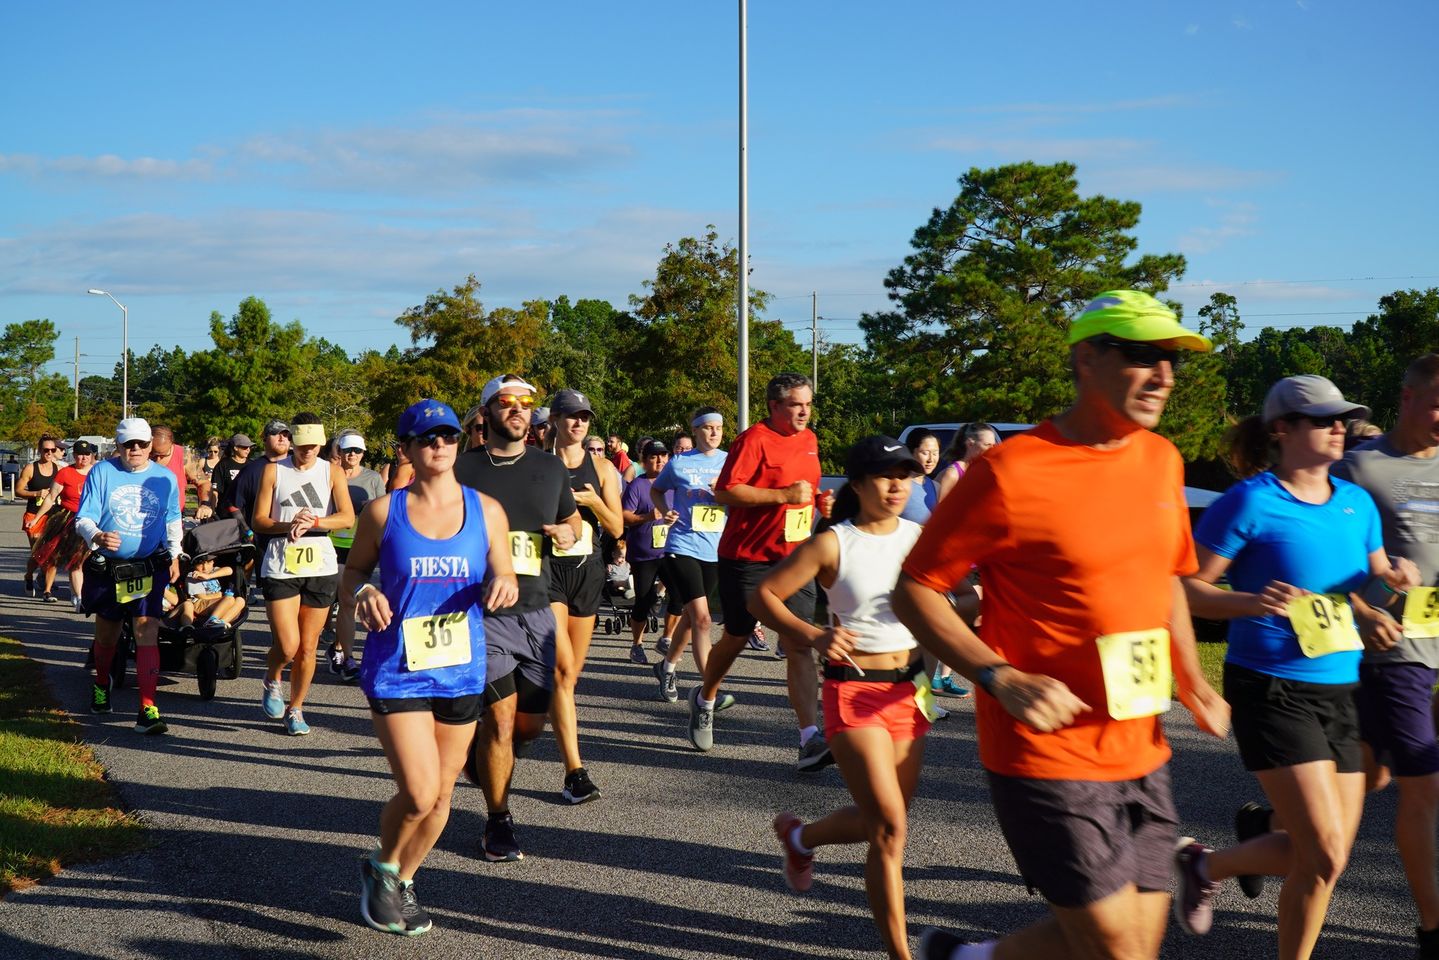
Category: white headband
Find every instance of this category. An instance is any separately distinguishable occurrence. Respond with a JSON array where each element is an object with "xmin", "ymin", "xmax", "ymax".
[{"xmin": 691, "ymin": 412, "xmax": 723, "ymax": 428}]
